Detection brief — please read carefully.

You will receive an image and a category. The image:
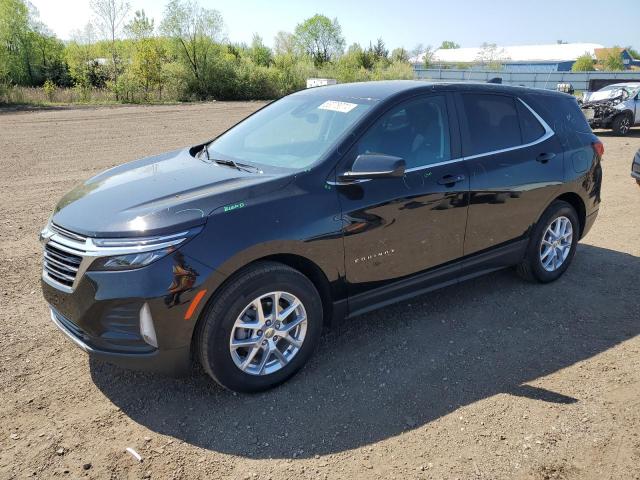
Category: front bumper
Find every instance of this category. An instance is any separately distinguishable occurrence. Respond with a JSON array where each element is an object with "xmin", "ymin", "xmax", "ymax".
[
  {"xmin": 50, "ymin": 307, "xmax": 191, "ymax": 375},
  {"xmin": 41, "ymin": 248, "xmax": 216, "ymax": 376}
]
